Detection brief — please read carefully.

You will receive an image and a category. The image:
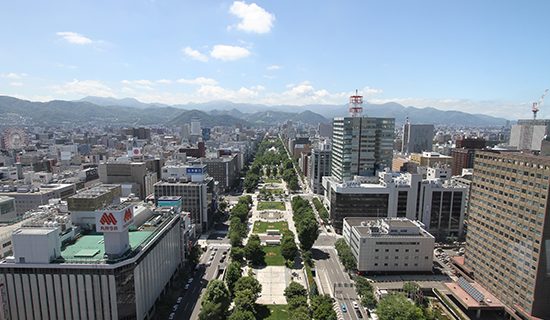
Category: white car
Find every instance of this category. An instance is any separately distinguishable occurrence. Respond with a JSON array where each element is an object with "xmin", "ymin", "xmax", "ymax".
[
  {"xmin": 177, "ymin": 296, "xmax": 183, "ymax": 304},
  {"xmin": 187, "ymin": 278, "xmax": 193, "ymax": 284},
  {"xmin": 353, "ymin": 301, "xmax": 359, "ymax": 309},
  {"xmin": 169, "ymin": 312, "xmax": 175, "ymax": 319},
  {"xmin": 184, "ymin": 283, "xmax": 190, "ymax": 290}
]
